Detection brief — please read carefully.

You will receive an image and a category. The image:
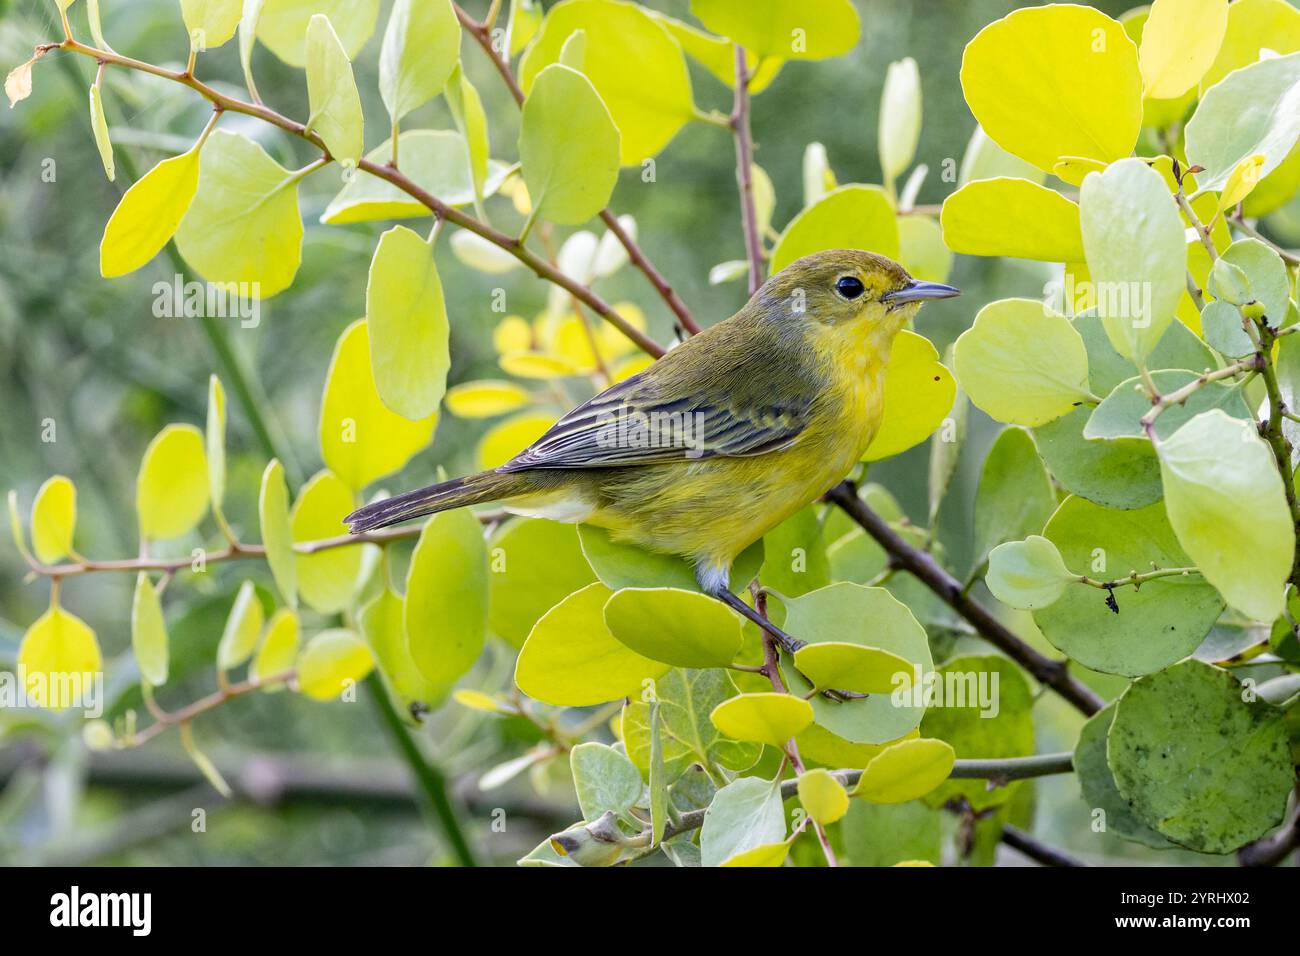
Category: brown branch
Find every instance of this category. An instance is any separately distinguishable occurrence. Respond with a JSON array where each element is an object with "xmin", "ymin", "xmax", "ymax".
[
  {"xmin": 454, "ymin": 3, "xmax": 702, "ymax": 336},
  {"xmin": 729, "ymin": 44, "xmax": 764, "ymax": 296},
  {"xmin": 1001, "ymin": 824, "xmax": 1086, "ymax": 867},
  {"xmin": 55, "ymin": 36, "xmax": 665, "ymax": 358},
  {"xmin": 825, "ymin": 482, "xmax": 1105, "ymax": 716}
]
